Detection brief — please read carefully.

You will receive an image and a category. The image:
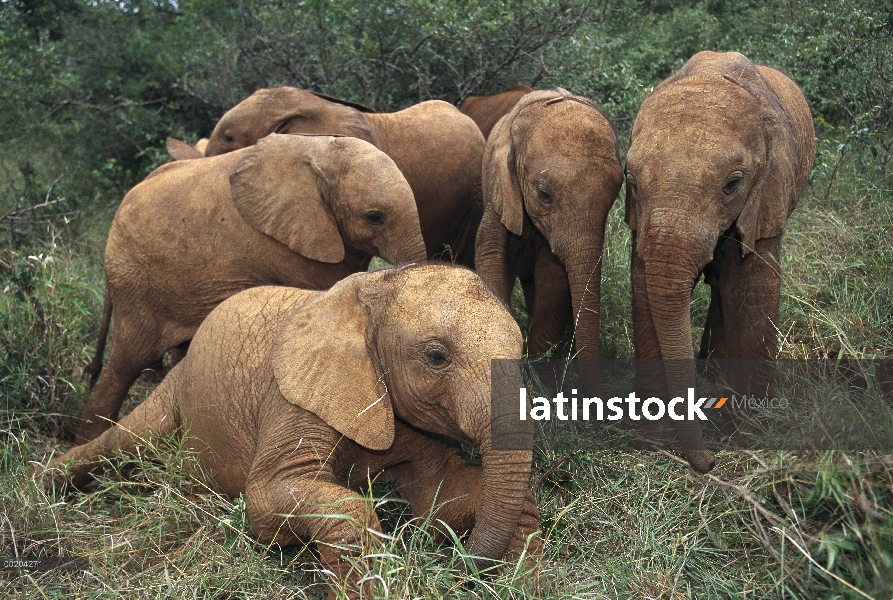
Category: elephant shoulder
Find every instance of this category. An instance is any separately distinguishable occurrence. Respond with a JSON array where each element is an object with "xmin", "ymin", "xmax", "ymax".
[
  {"xmin": 193, "ymin": 287, "xmax": 320, "ymax": 361},
  {"xmin": 117, "ymin": 157, "xmax": 228, "ymax": 217}
]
